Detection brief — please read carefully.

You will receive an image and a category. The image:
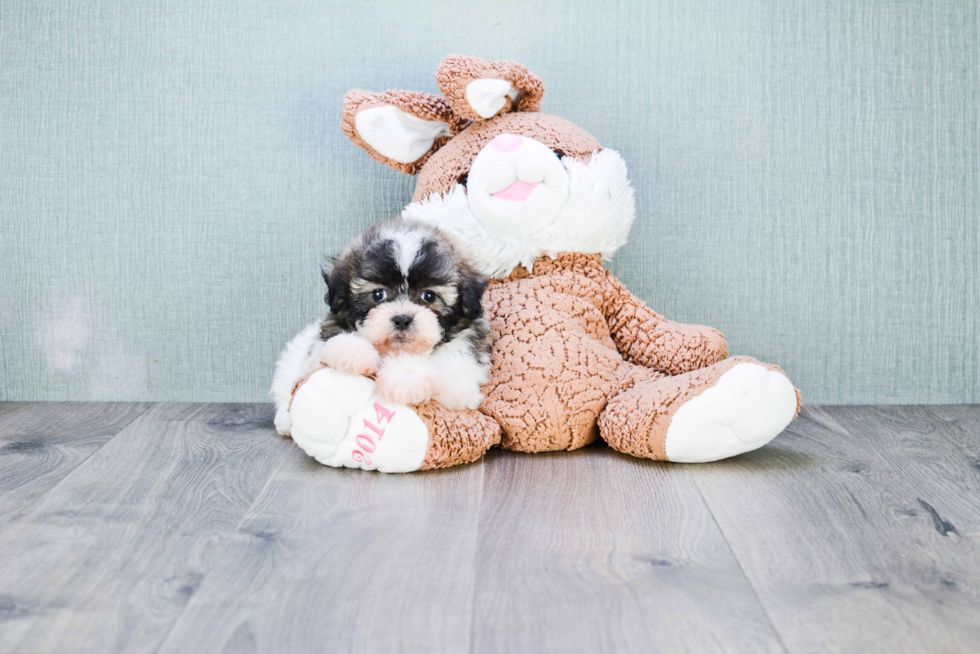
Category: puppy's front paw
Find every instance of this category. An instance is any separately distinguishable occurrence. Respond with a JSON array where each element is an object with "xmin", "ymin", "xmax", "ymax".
[
  {"xmin": 320, "ymin": 333, "xmax": 381, "ymax": 376},
  {"xmin": 434, "ymin": 384, "xmax": 484, "ymax": 411},
  {"xmin": 375, "ymin": 356, "xmax": 433, "ymax": 406}
]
